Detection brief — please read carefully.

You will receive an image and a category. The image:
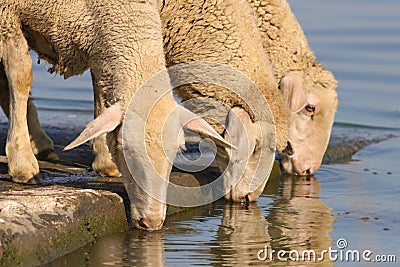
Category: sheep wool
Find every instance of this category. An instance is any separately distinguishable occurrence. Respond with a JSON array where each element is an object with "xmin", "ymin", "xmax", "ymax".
[
  {"xmin": 1, "ymin": 0, "xmax": 167, "ymax": 108},
  {"xmin": 160, "ymin": 0, "xmax": 290, "ymax": 152},
  {"xmin": 249, "ymin": 0, "xmax": 338, "ymax": 96}
]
